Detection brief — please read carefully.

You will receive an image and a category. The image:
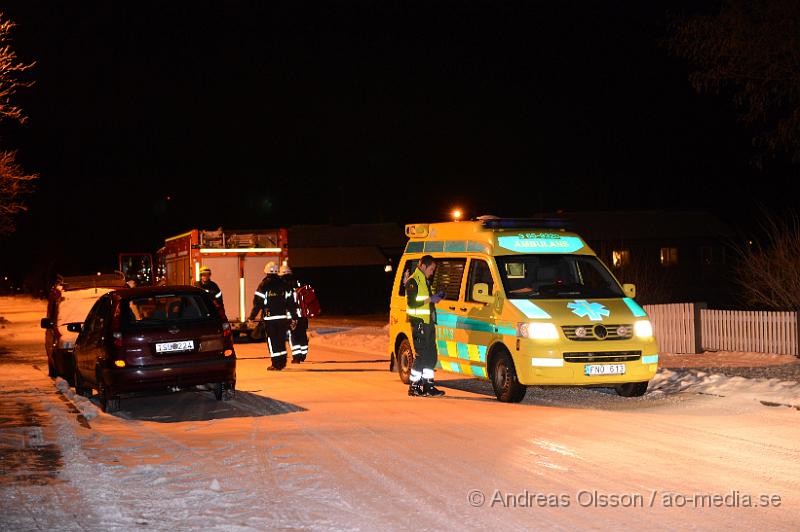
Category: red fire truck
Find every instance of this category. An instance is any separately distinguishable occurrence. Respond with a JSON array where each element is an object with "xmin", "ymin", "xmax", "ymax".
[{"xmin": 119, "ymin": 228, "xmax": 288, "ymax": 339}]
